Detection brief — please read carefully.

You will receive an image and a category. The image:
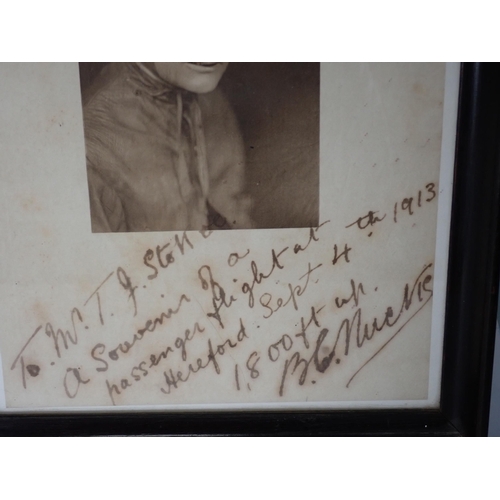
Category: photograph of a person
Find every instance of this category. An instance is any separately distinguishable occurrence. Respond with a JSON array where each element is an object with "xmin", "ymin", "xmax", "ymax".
[{"xmin": 79, "ymin": 62, "xmax": 319, "ymax": 233}]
